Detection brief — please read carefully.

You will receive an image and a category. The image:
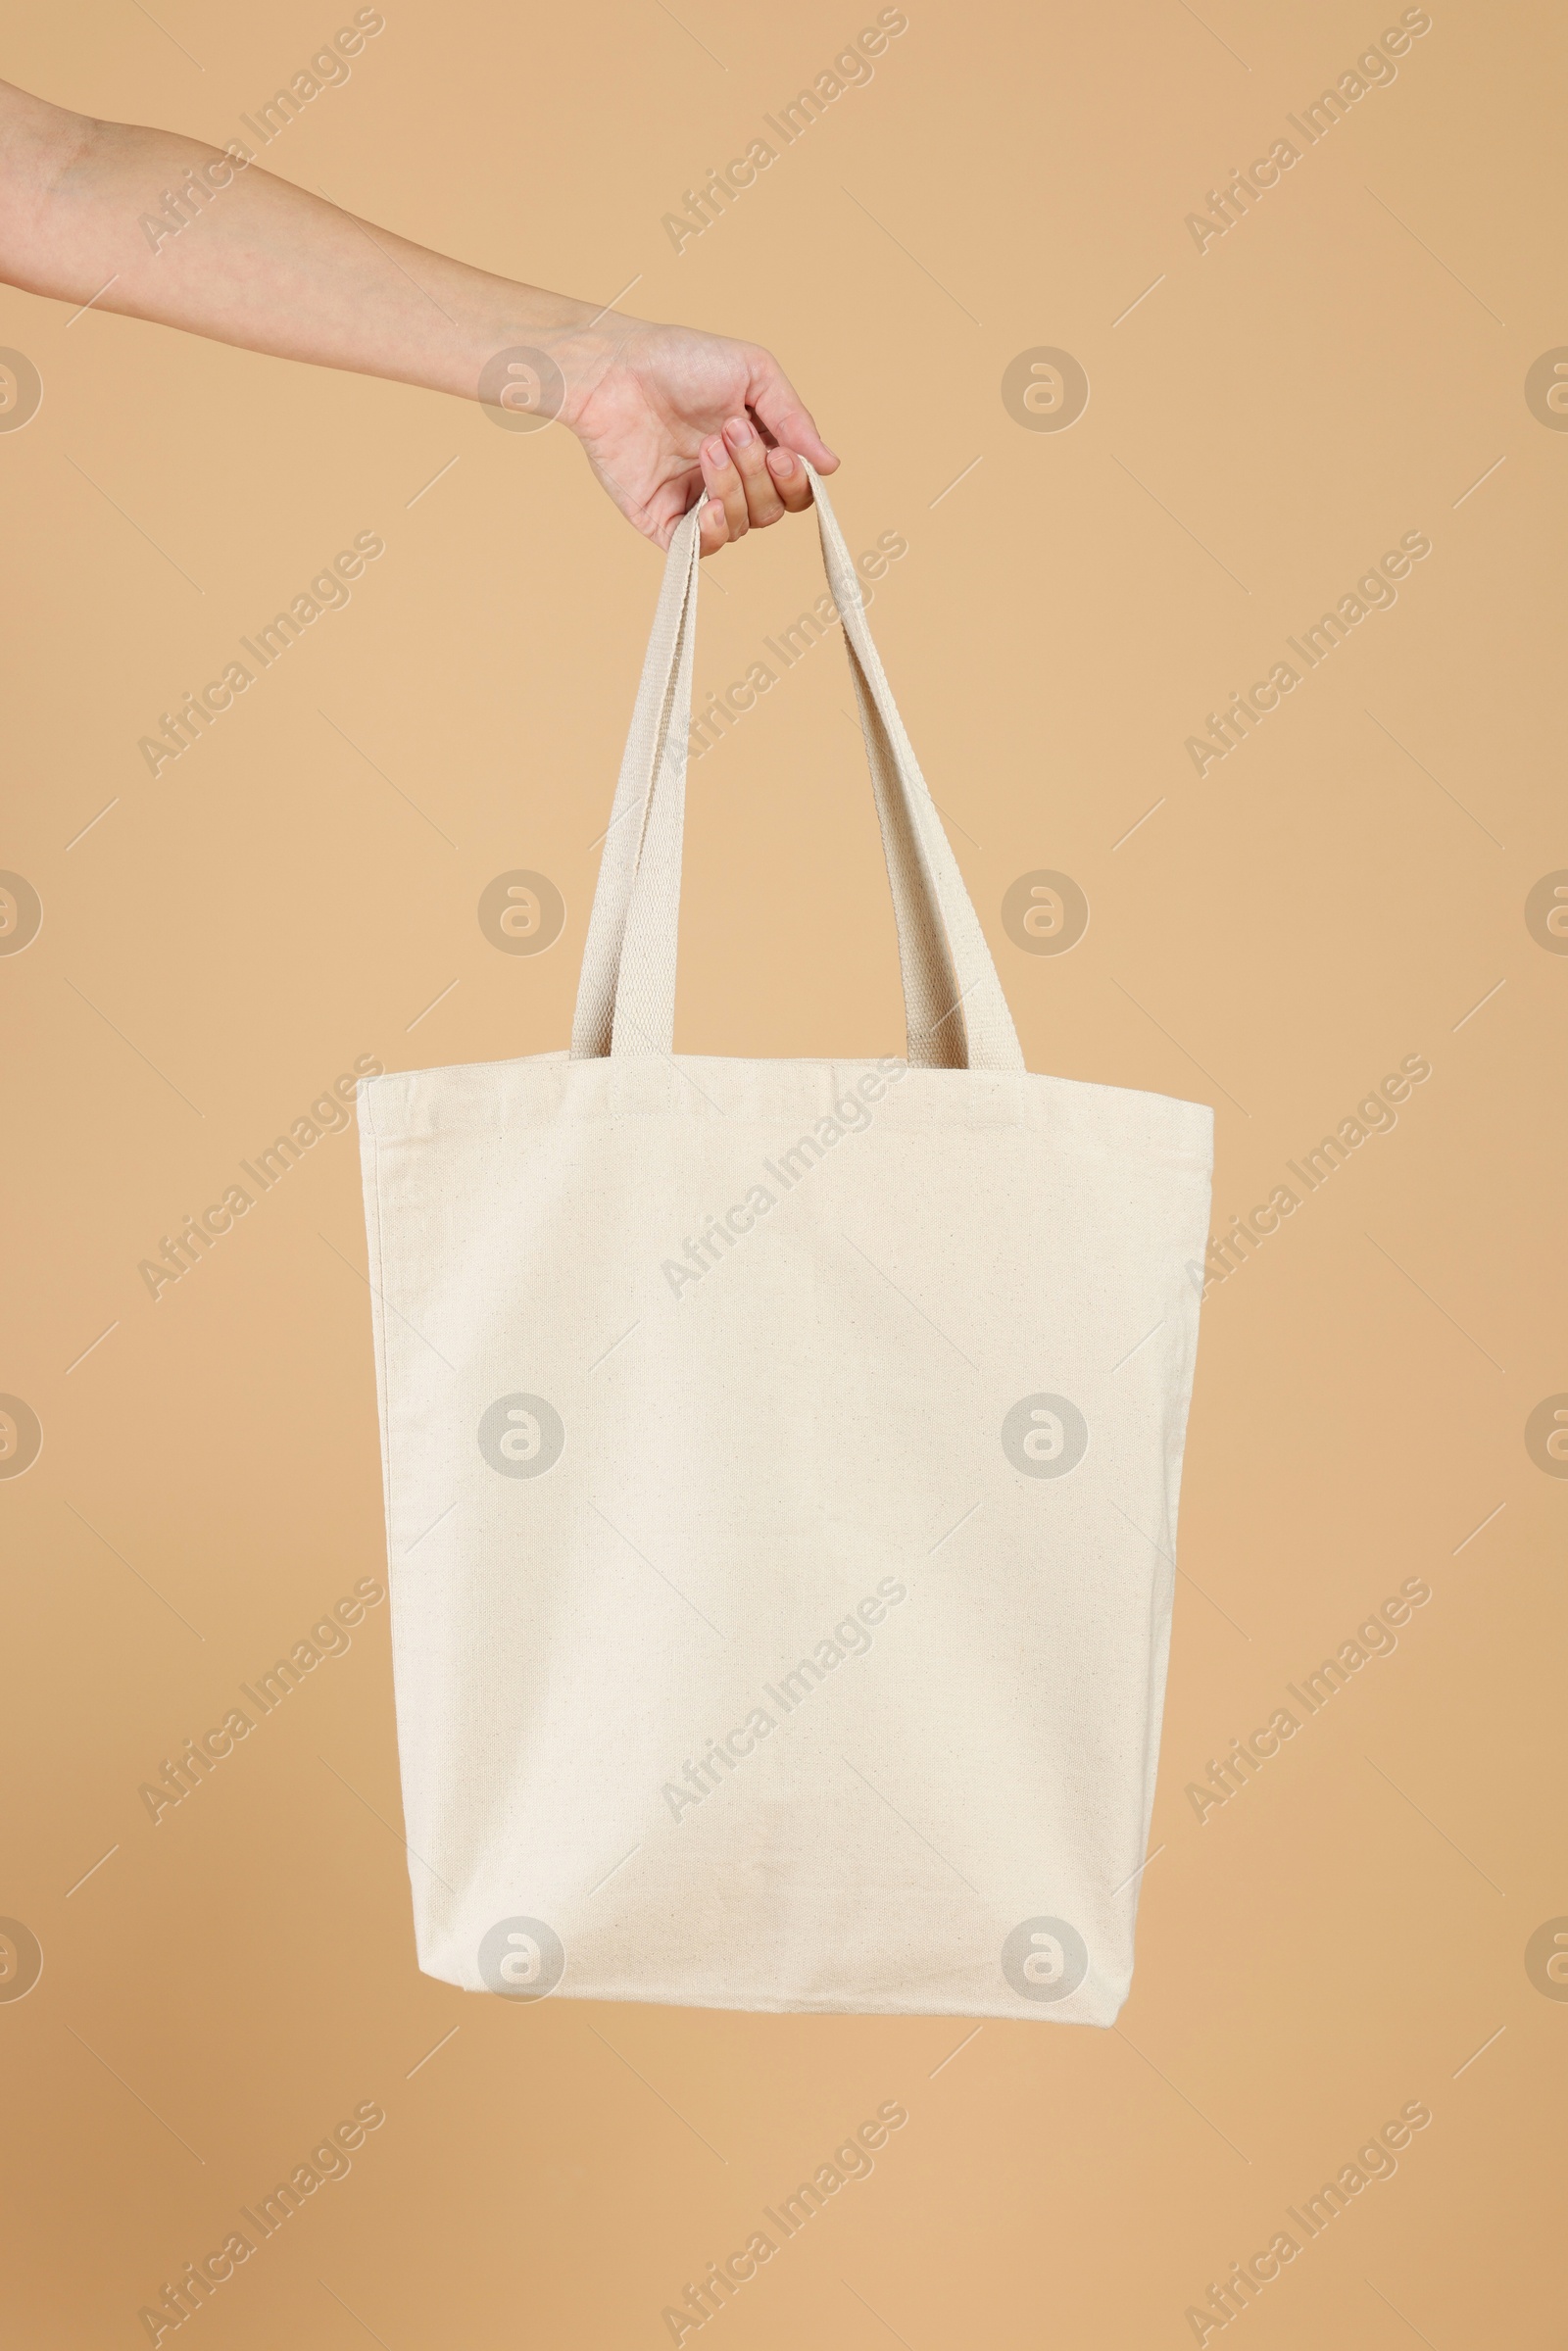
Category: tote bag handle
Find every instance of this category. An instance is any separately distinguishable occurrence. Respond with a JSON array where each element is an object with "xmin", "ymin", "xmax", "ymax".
[{"xmin": 569, "ymin": 463, "xmax": 1024, "ymax": 1074}]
